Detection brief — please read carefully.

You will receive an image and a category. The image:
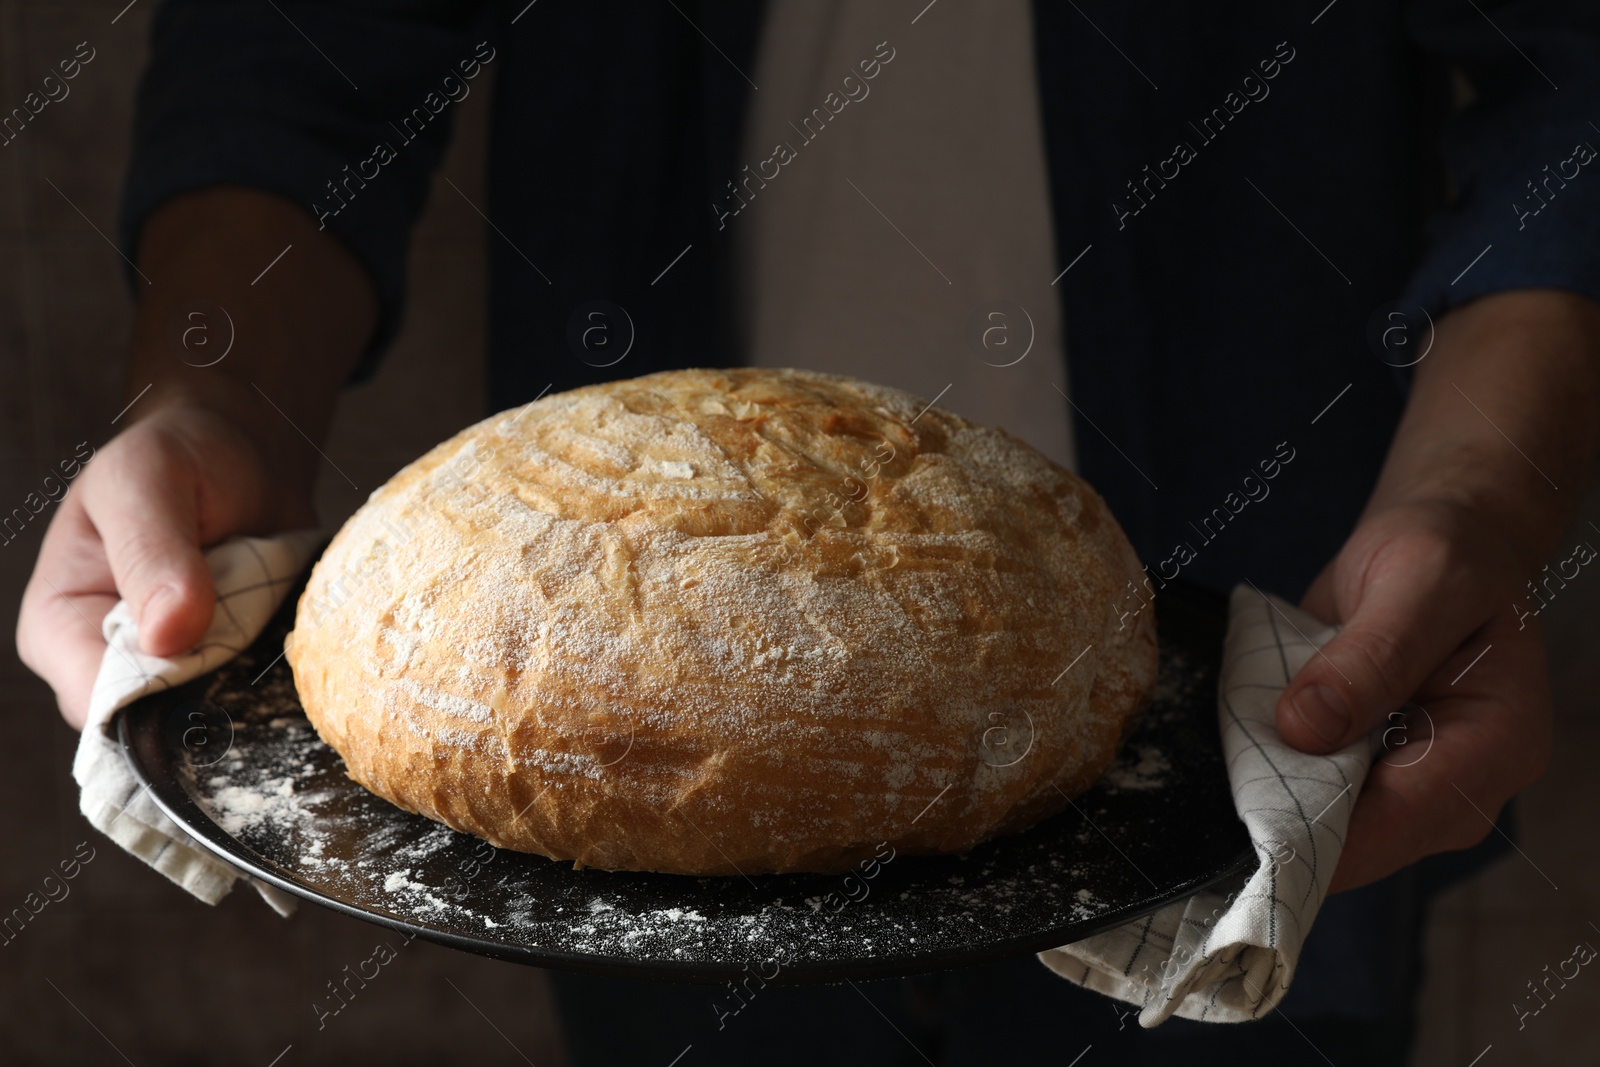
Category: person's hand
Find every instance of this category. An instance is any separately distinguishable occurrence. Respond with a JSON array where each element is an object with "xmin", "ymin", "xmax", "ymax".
[
  {"xmin": 1273, "ymin": 289, "xmax": 1600, "ymax": 892},
  {"xmin": 1274, "ymin": 496, "xmax": 1552, "ymax": 893},
  {"xmin": 15, "ymin": 399, "xmax": 317, "ymax": 730},
  {"xmin": 15, "ymin": 186, "xmax": 379, "ymax": 731}
]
